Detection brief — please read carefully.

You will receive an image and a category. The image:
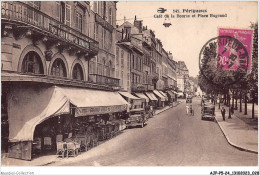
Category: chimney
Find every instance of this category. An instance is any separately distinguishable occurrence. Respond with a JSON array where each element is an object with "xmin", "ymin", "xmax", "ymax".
[
  {"xmin": 134, "ymin": 16, "xmax": 143, "ymax": 33},
  {"xmin": 122, "ymin": 28, "xmax": 124, "ymax": 40}
]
